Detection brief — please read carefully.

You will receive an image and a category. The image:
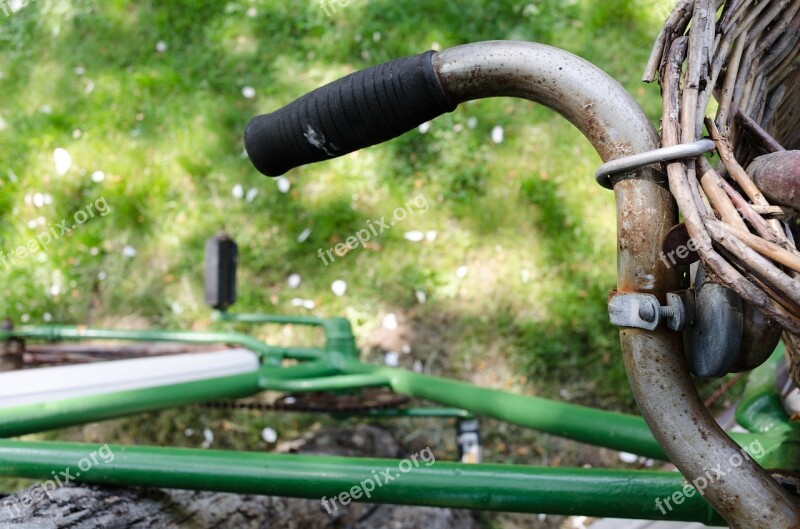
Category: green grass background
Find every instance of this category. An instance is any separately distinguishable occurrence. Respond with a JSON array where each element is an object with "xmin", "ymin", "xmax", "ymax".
[{"xmin": 0, "ymin": 0, "xmax": 737, "ymax": 522}]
